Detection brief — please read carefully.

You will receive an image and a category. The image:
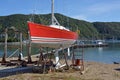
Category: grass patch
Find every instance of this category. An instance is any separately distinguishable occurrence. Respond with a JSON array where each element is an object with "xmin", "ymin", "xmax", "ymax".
[{"xmin": 113, "ymin": 72, "xmax": 120, "ymax": 78}]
